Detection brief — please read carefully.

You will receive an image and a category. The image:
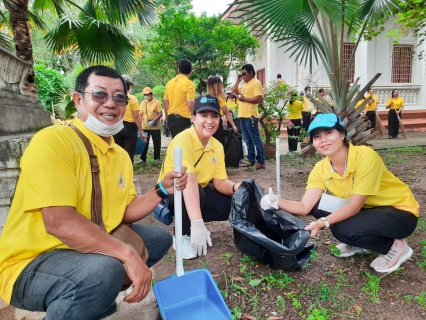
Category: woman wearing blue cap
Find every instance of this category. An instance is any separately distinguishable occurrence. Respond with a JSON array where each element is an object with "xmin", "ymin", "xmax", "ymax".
[
  {"xmin": 158, "ymin": 94, "xmax": 242, "ymax": 260},
  {"xmin": 261, "ymin": 113, "xmax": 419, "ymax": 273}
]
